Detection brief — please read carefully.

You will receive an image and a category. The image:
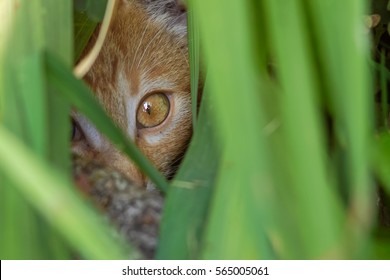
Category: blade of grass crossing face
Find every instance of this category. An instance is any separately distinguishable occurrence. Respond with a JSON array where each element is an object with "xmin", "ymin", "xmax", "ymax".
[{"xmin": 156, "ymin": 79, "xmax": 220, "ymax": 259}]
